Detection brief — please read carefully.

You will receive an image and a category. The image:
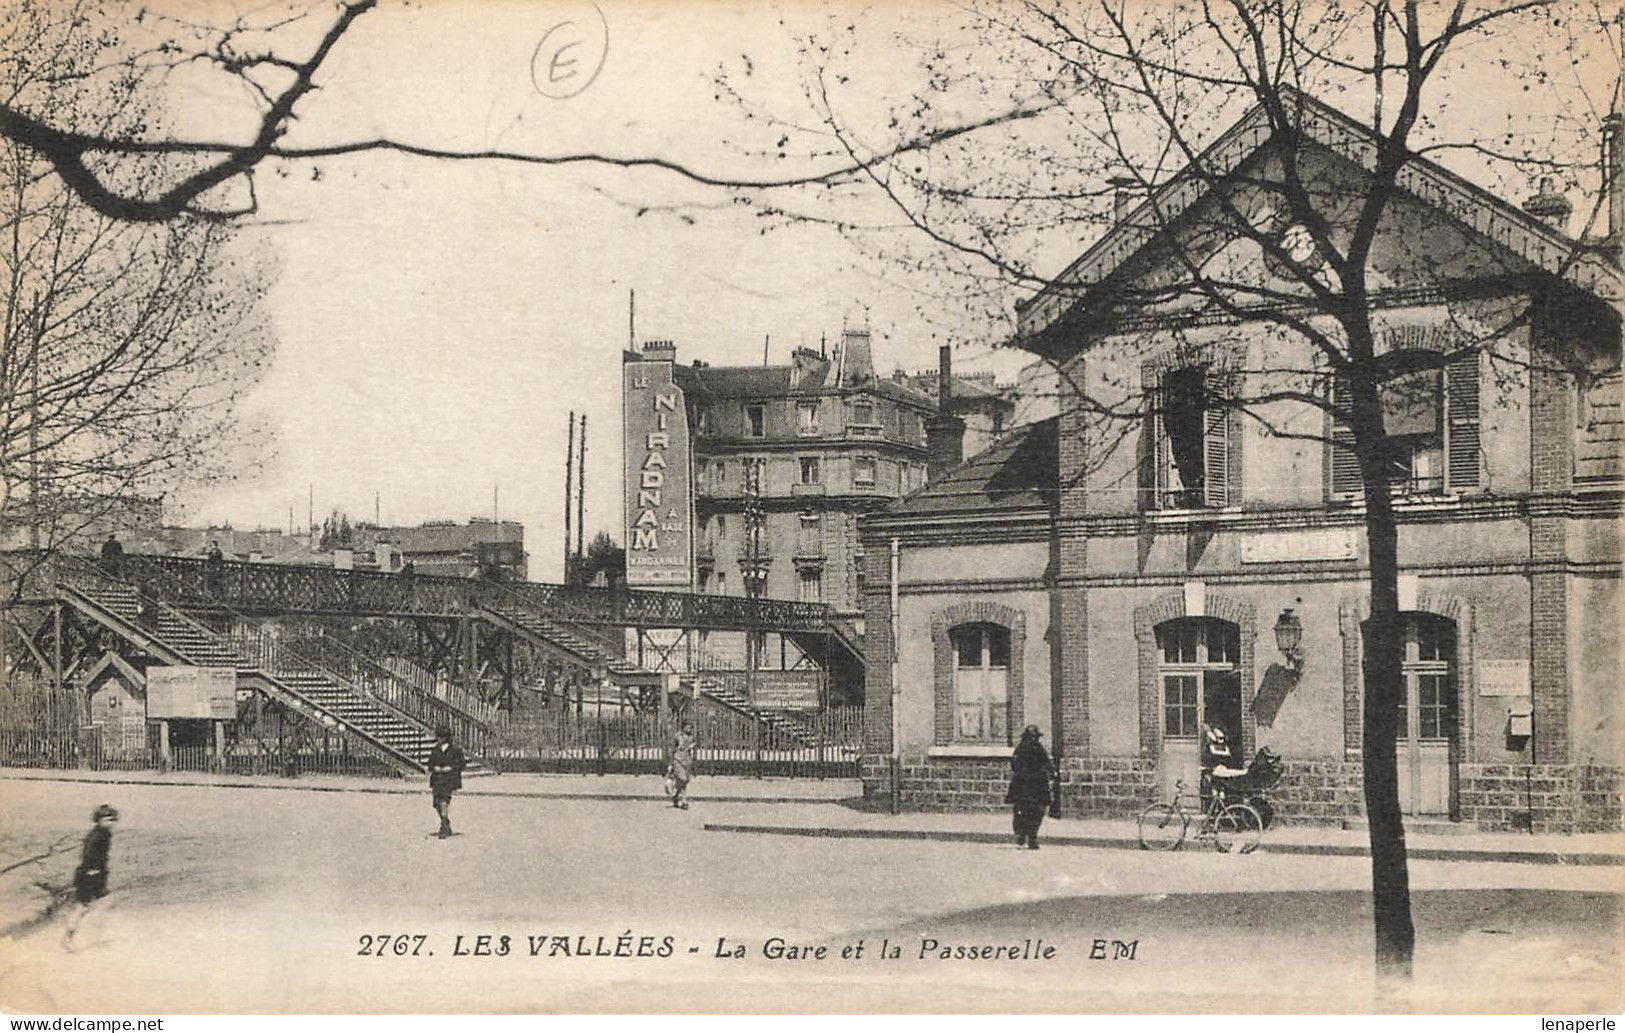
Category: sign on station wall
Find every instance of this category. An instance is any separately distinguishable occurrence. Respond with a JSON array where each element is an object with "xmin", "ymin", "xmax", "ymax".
[{"xmin": 147, "ymin": 666, "xmax": 238, "ymax": 720}]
